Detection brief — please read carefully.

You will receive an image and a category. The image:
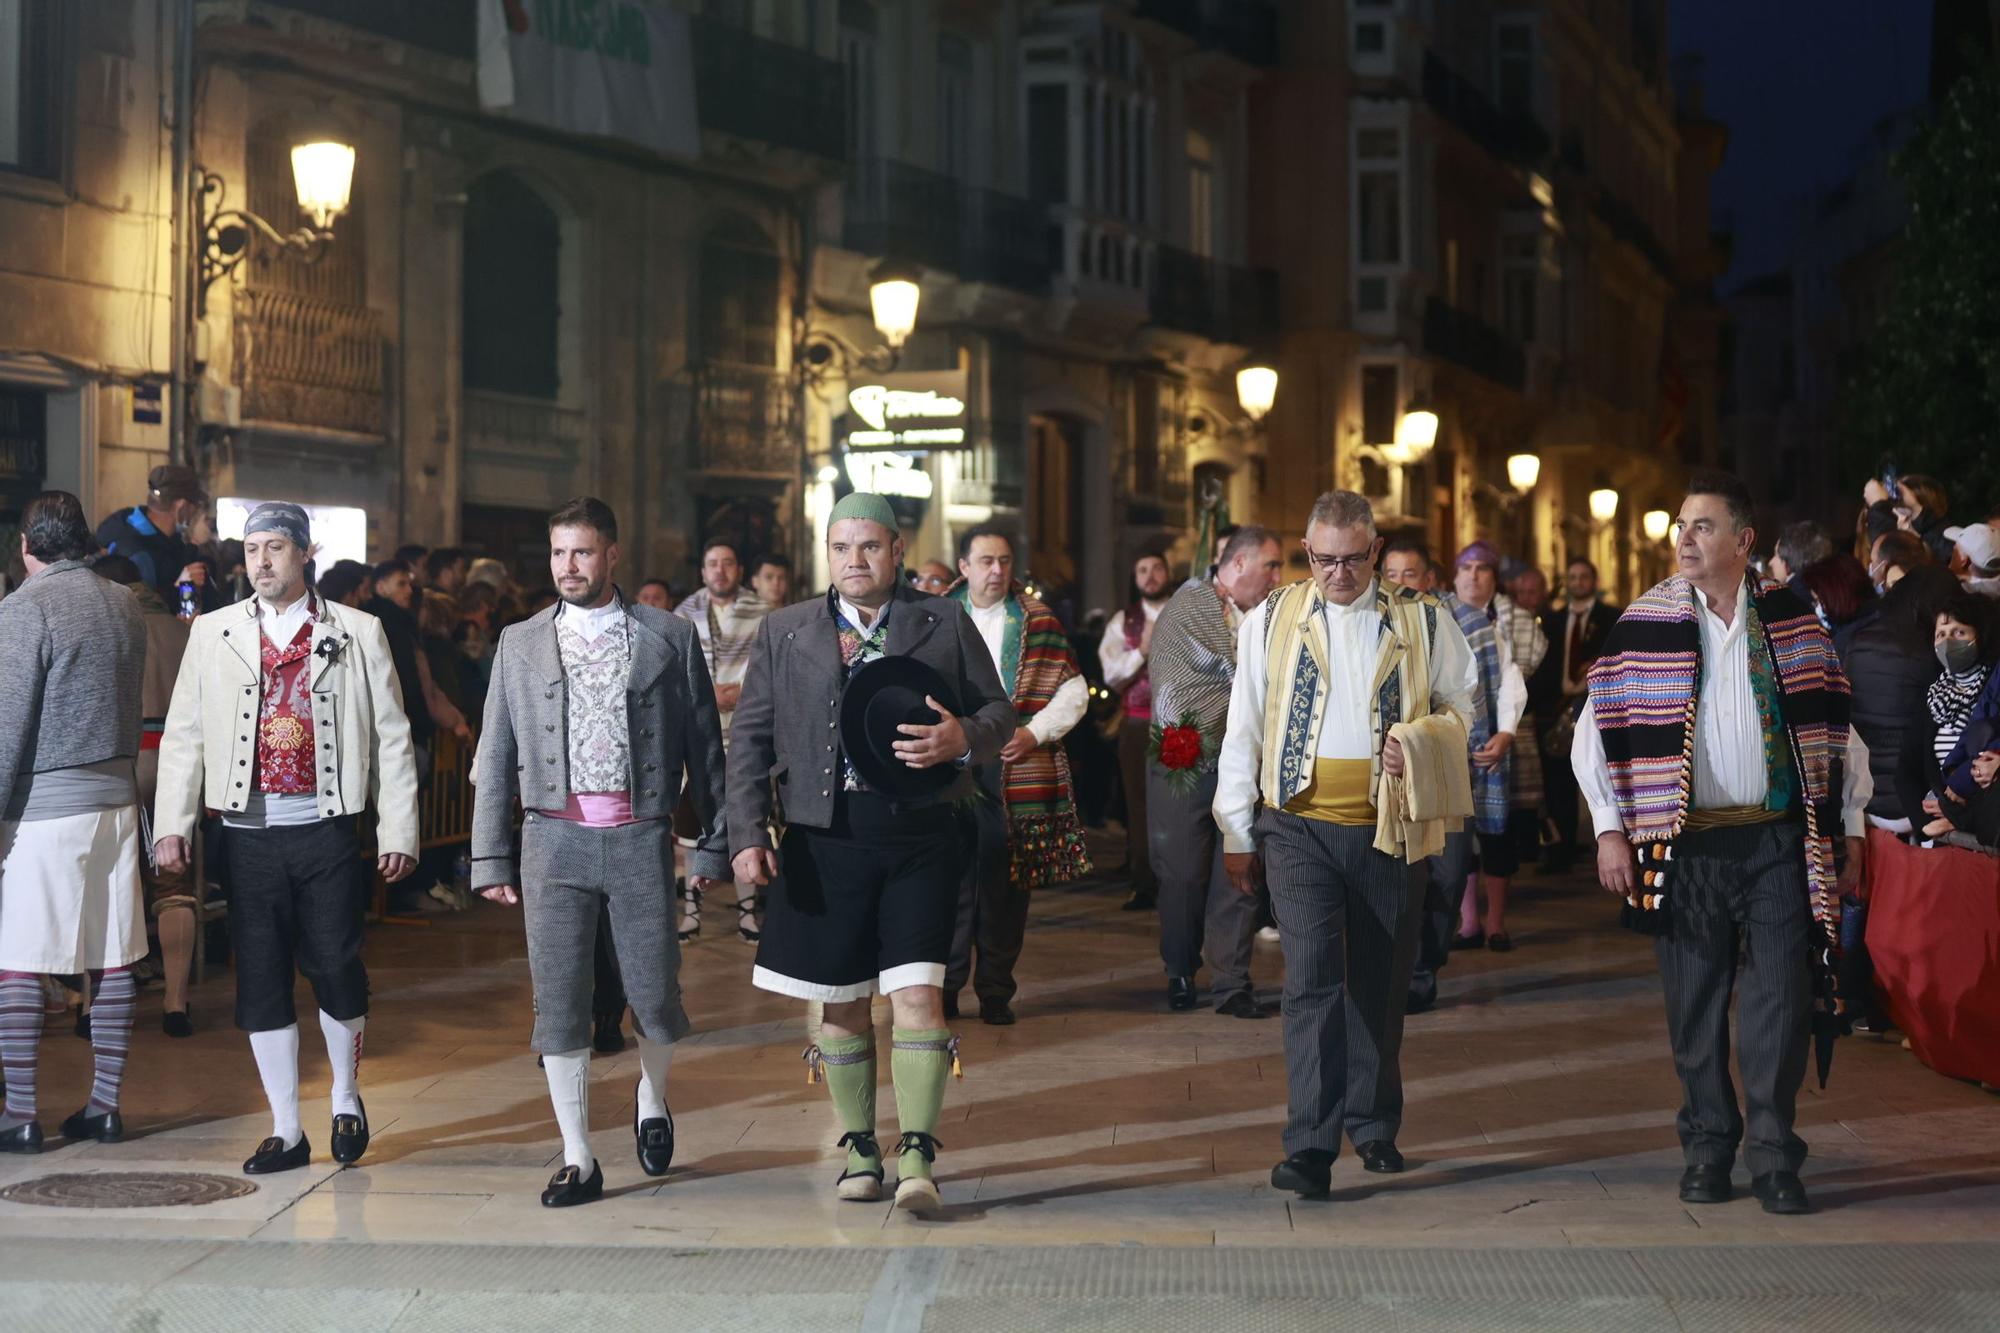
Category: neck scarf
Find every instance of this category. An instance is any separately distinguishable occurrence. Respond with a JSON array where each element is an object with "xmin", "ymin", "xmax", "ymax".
[{"xmin": 1927, "ymin": 666, "xmax": 1989, "ymax": 761}]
